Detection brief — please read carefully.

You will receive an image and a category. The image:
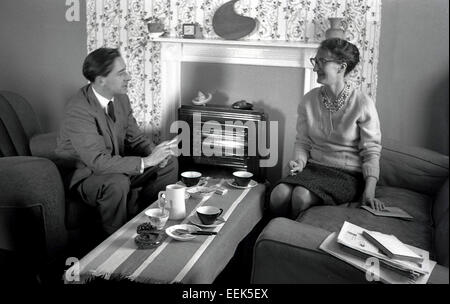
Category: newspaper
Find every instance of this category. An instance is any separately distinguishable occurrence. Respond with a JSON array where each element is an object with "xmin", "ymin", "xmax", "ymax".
[
  {"xmin": 336, "ymin": 221, "xmax": 429, "ymax": 275},
  {"xmin": 320, "ymin": 232, "xmax": 436, "ymax": 284}
]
